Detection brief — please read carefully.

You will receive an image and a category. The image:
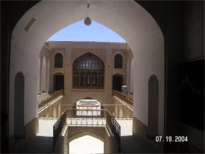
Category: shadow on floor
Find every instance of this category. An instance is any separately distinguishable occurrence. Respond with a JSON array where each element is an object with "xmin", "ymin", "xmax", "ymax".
[
  {"xmin": 121, "ymin": 135, "xmax": 162, "ymax": 153},
  {"xmin": 14, "ymin": 136, "xmax": 53, "ymax": 153}
]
